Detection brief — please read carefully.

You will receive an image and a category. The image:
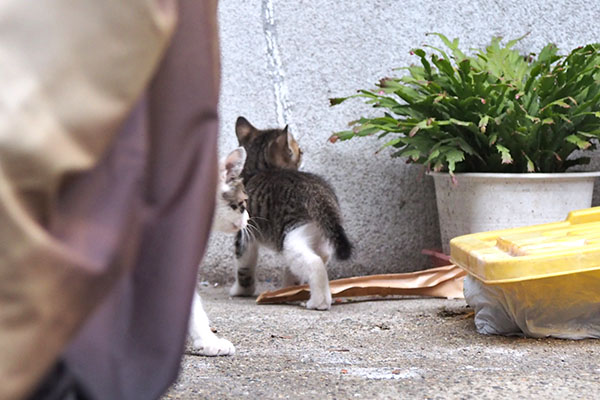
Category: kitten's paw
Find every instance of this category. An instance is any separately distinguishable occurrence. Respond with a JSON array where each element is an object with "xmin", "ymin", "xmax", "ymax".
[
  {"xmin": 306, "ymin": 292, "xmax": 332, "ymax": 310},
  {"xmin": 191, "ymin": 335, "xmax": 235, "ymax": 357},
  {"xmin": 229, "ymin": 282, "xmax": 256, "ymax": 297}
]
